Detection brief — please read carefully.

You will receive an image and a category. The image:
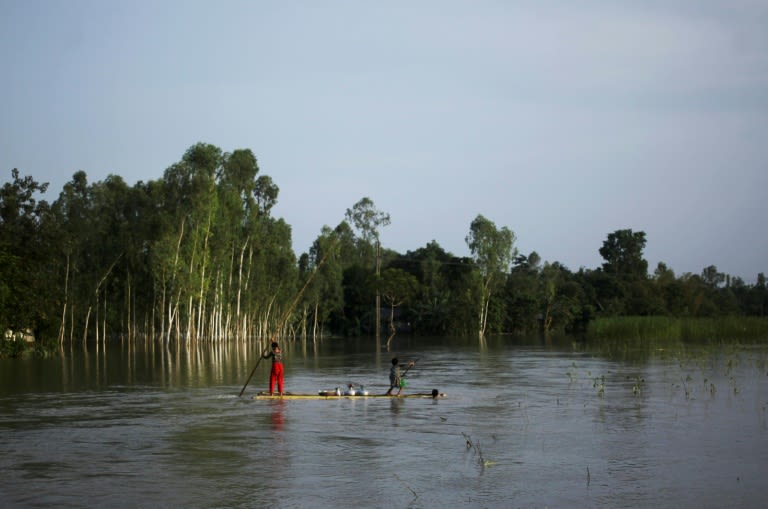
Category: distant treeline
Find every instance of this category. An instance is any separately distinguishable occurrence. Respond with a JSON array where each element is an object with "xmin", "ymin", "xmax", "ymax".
[{"xmin": 1, "ymin": 143, "xmax": 766, "ymax": 349}]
